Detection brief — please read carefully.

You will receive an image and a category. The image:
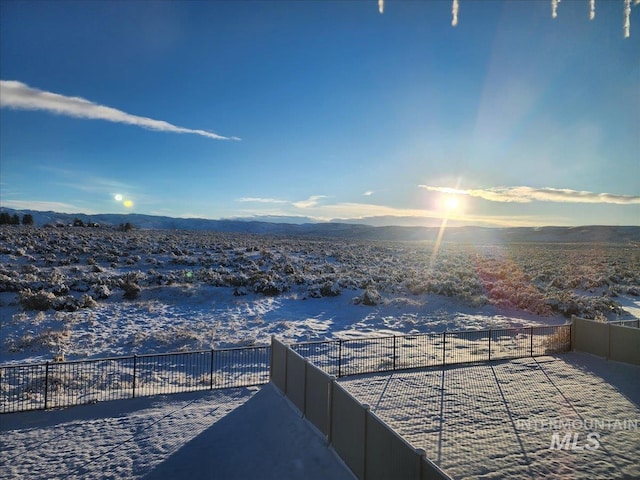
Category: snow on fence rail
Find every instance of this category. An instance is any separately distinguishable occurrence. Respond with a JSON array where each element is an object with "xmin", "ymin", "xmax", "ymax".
[
  {"xmin": 292, "ymin": 324, "xmax": 572, "ymax": 378},
  {"xmin": 0, "ymin": 324, "xmax": 571, "ymax": 414},
  {"xmin": 0, "ymin": 346, "xmax": 270, "ymax": 414}
]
